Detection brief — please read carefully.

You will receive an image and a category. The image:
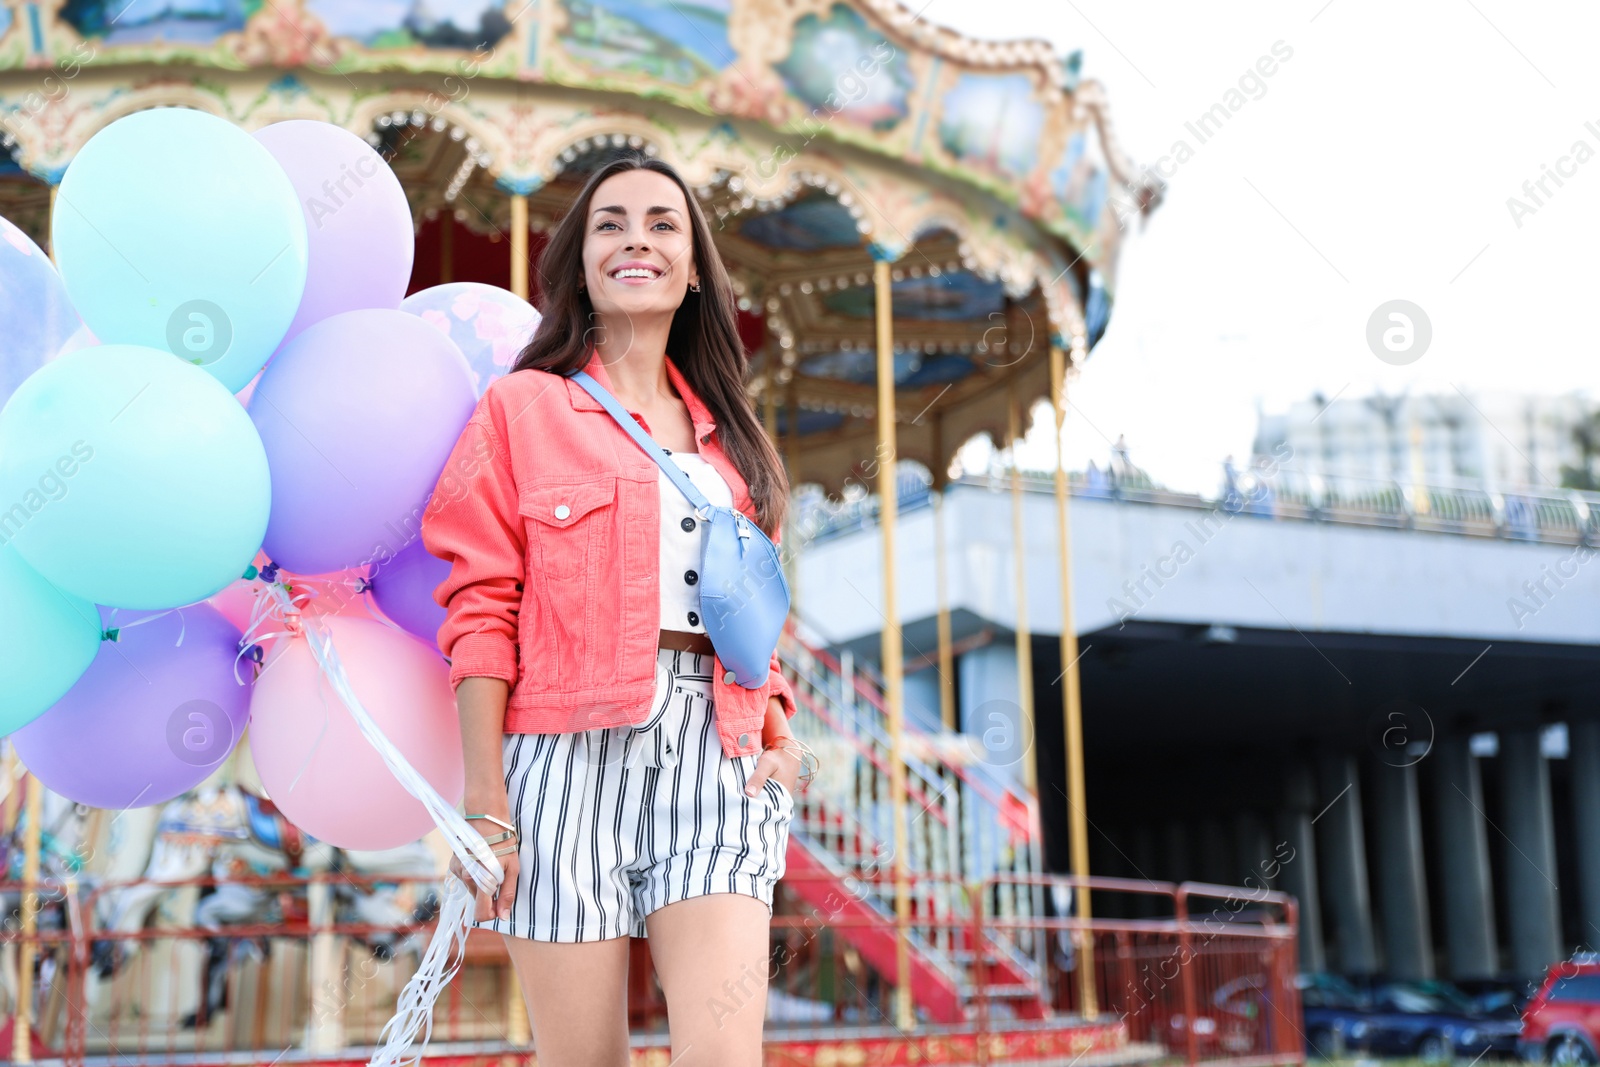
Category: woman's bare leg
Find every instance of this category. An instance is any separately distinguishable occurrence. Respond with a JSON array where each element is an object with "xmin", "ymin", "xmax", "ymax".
[
  {"xmin": 643, "ymin": 893, "xmax": 773, "ymax": 1067},
  {"xmin": 502, "ymin": 933, "xmax": 633, "ymax": 1067}
]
